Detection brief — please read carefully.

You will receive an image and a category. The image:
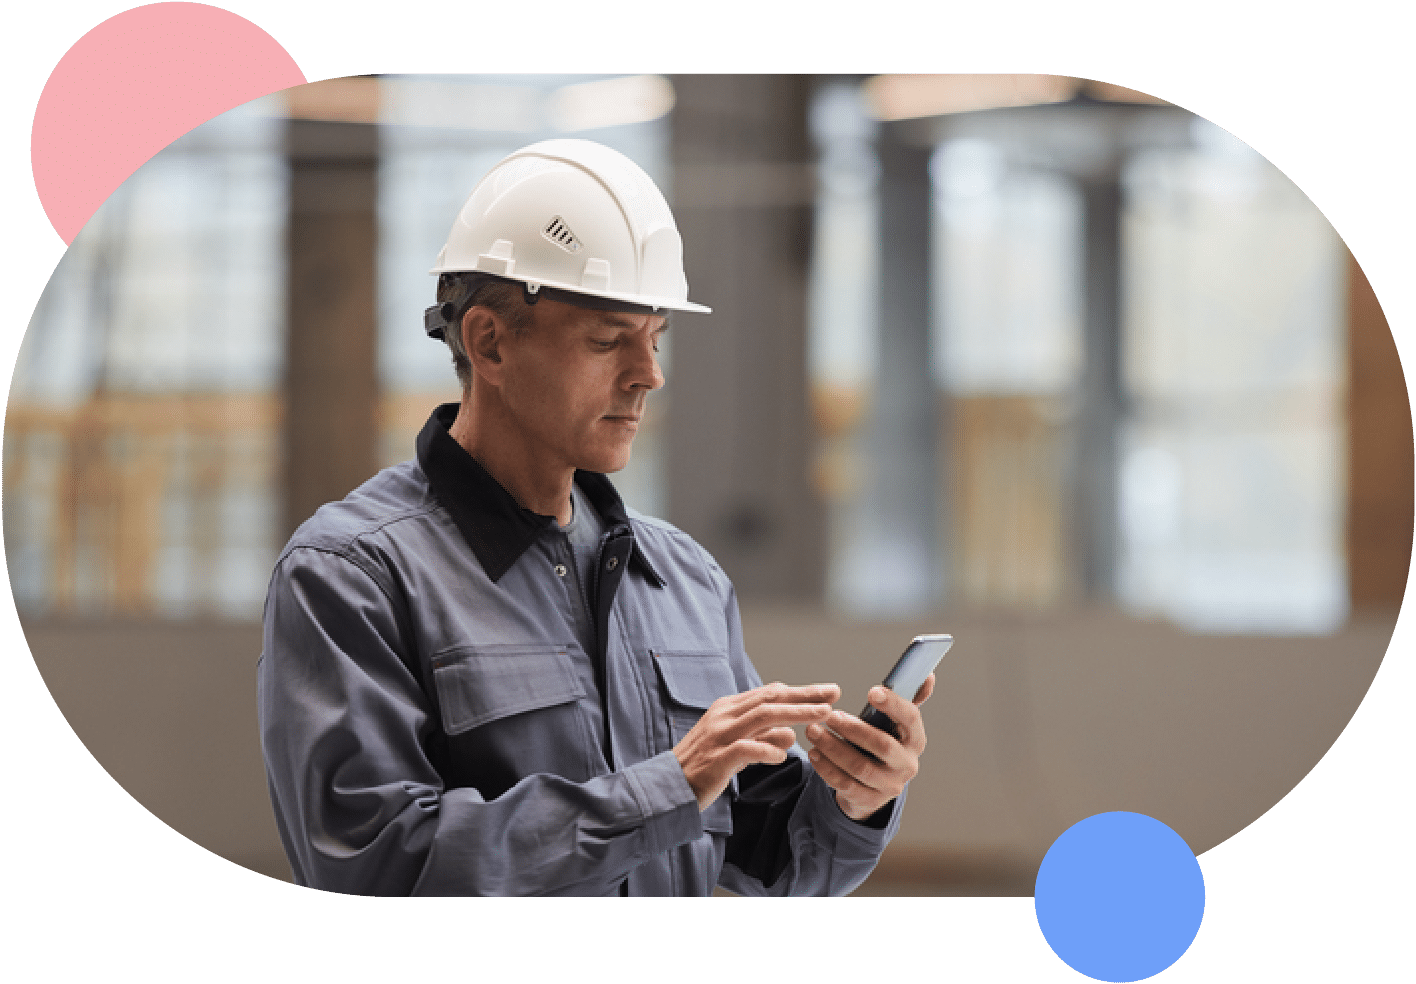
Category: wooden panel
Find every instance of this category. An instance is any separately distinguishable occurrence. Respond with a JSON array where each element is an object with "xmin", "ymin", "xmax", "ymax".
[
  {"xmin": 5, "ymin": 395, "xmax": 281, "ymax": 615},
  {"xmin": 1346, "ymin": 252, "xmax": 1414, "ymax": 608},
  {"xmin": 948, "ymin": 395, "xmax": 1077, "ymax": 608}
]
